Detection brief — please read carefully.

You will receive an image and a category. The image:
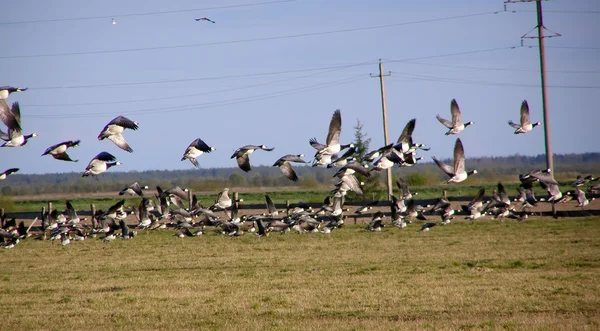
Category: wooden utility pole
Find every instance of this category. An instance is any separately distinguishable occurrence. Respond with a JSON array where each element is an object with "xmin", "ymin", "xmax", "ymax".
[
  {"xmin": 507, "ymin": 0, "xmax": 560, "ymax": 216},
  {"xmin": 371, "ymin": 60, "xmax": 393, "ymax": 200}
]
